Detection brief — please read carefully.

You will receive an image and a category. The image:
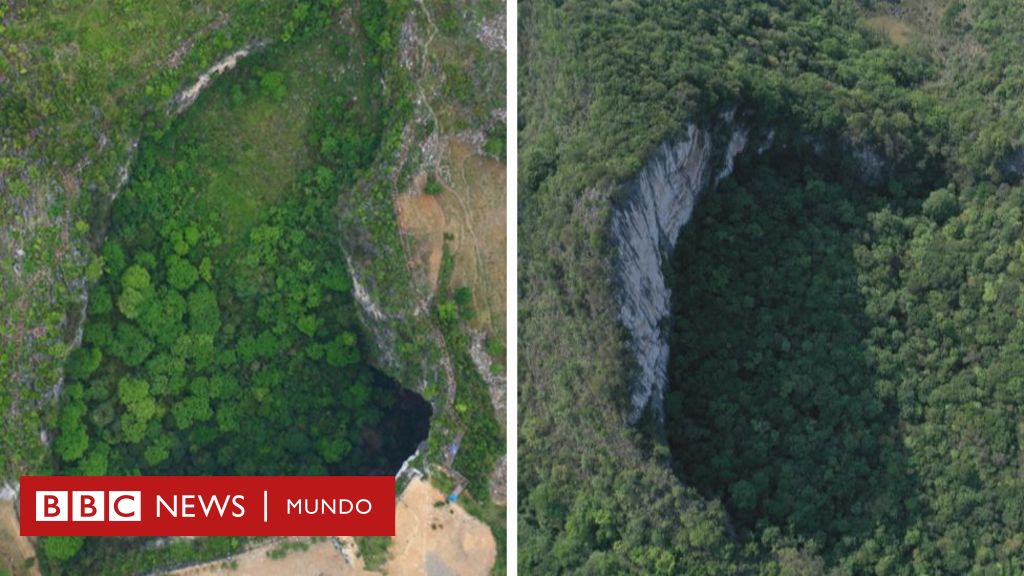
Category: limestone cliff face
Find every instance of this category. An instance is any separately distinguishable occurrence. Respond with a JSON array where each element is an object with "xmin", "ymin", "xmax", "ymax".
[{"xmin": 610, "ymin": 123, "xmax": 749, "ymax": 422}]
